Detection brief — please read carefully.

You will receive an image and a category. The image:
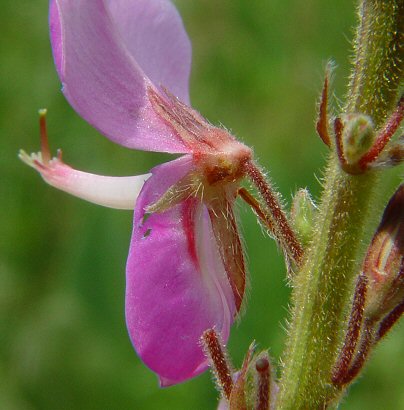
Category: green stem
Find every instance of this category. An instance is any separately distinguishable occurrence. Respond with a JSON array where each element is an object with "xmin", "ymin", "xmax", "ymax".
[
  {"xmin": 275, "ymin": 1, "xmax": 403, "ymax": 409},
  {"xmin": 346, "ymin": 0, "xmax": 403, "ymax": 122}
]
